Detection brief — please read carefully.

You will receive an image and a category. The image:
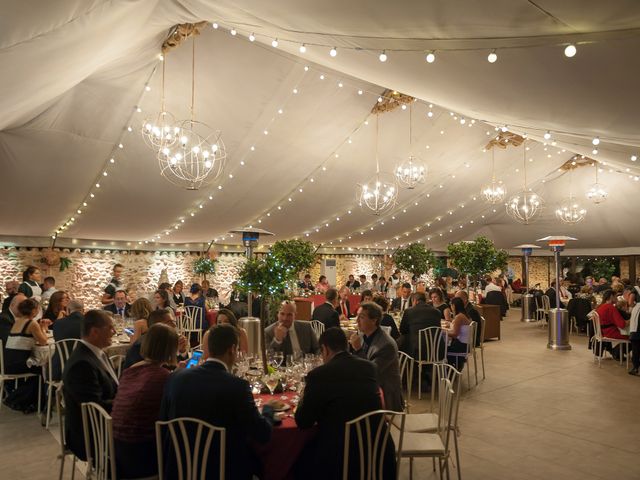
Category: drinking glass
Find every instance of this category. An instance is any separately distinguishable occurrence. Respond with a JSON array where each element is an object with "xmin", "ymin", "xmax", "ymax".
[
  {"xmin": 270, "ymin": 351, "xmax": 284, "ymax": 370},
  {"xmin": 264, "ymin": 373, "xmax": 280, "ymax": 396}
]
